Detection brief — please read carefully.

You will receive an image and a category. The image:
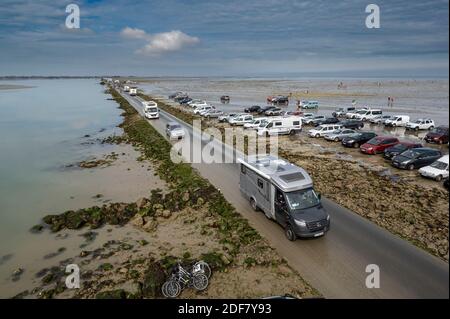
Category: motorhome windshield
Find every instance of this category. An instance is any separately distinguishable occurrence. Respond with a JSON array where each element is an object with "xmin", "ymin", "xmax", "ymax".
[
  {"xmin": 146, "ymin": 107, "xmax": 157, "ymax": 113},
  {"xmin": 285, "ymin": 188, "xmax": 320, "ymax": 211}
]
